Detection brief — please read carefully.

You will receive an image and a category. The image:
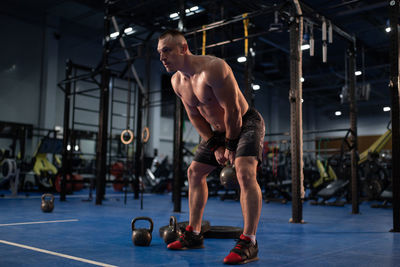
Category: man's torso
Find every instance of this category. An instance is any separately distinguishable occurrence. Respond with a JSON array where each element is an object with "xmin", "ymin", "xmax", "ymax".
[{"xmin": 173, "ymin": 56, "xmax": 247, "ymax": 132}]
